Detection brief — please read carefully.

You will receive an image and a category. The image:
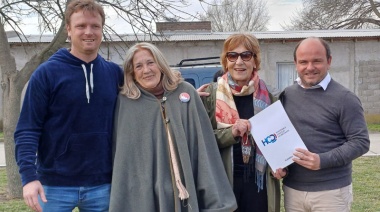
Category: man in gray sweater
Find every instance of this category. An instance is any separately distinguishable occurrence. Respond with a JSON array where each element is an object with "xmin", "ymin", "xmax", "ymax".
[{"xmin": 279, "ymin": 37, "xmax": 370, "ymax": 212}]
